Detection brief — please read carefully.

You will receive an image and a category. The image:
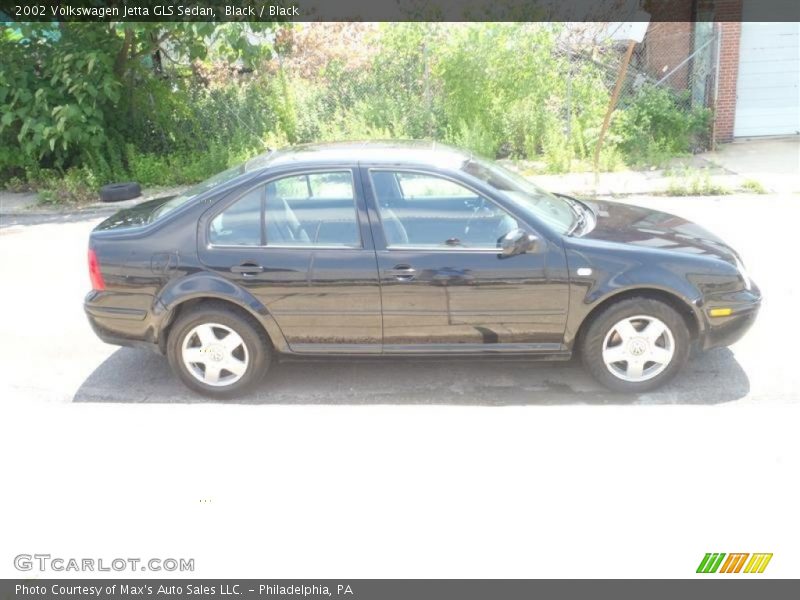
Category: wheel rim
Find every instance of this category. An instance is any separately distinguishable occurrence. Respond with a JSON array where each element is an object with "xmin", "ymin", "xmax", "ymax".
[
  {"xmin": 181, "ymin": 323, "xmax": 249, "ymax": 387},
  {"xmin": 602, "ymin": 315, "xmax": 675, "ymax": 383}
]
